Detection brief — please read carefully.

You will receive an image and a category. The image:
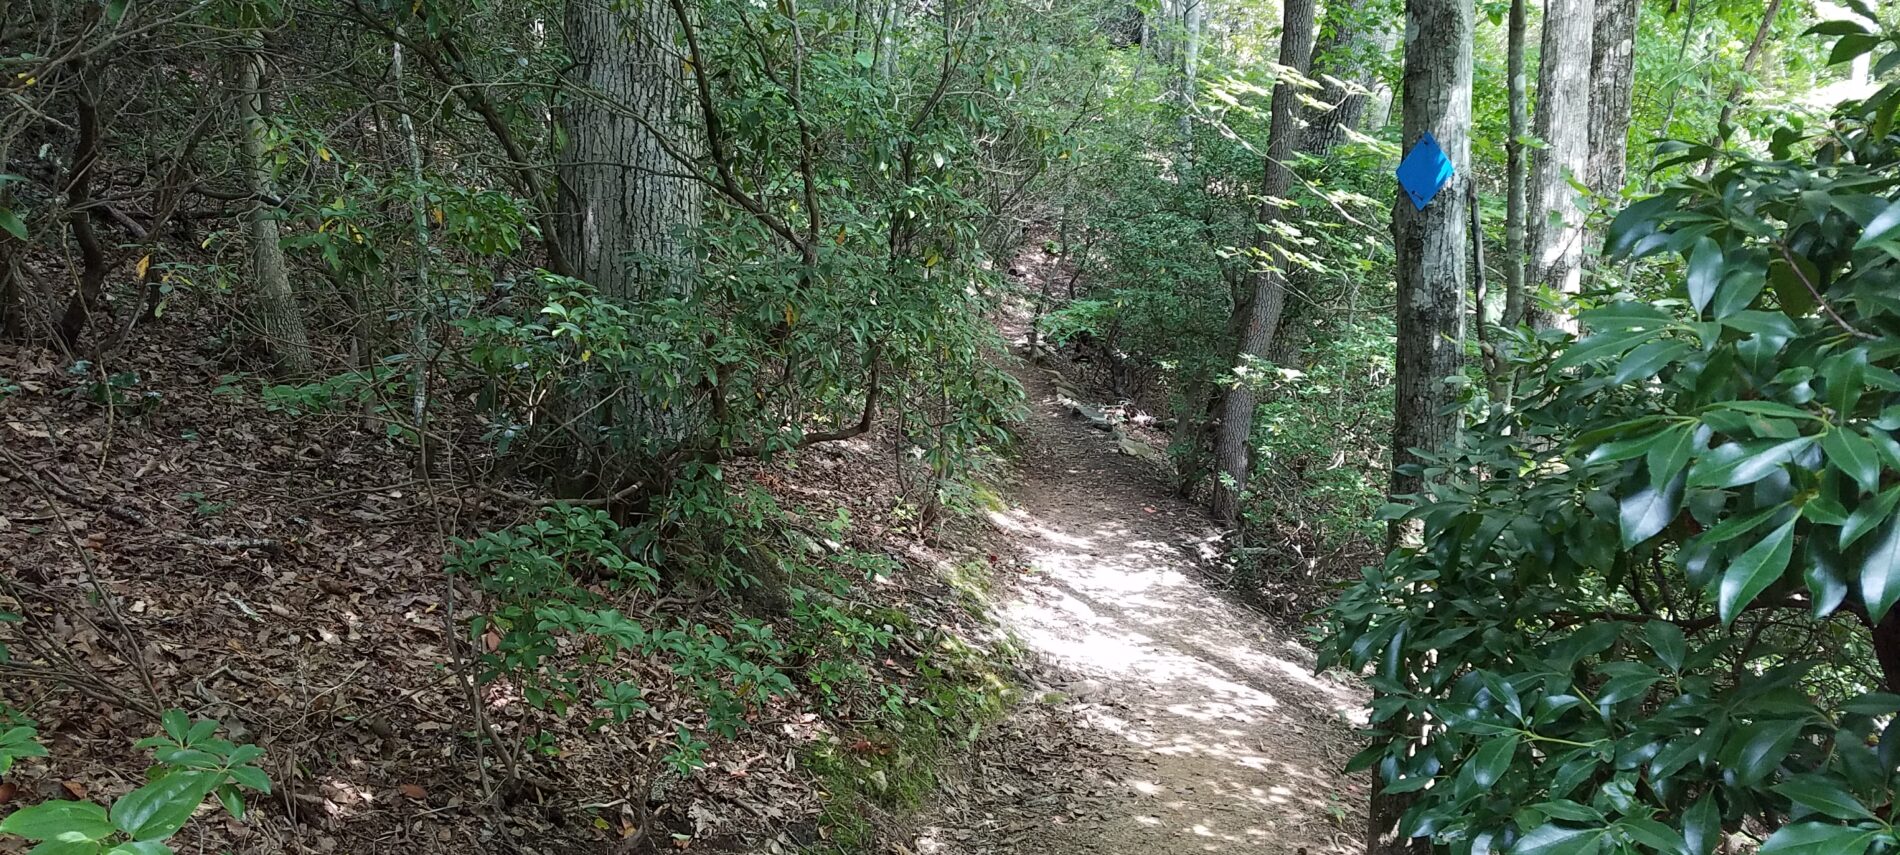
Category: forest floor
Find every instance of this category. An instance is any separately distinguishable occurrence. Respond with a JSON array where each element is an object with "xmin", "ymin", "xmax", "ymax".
[
  {"xmin": 0, "ymin": 244, "xmax": 1365, "ymax": 855},
  {"xmin": 906, "ymin": 254, "xmax": 1370, "ymax": 854}
]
